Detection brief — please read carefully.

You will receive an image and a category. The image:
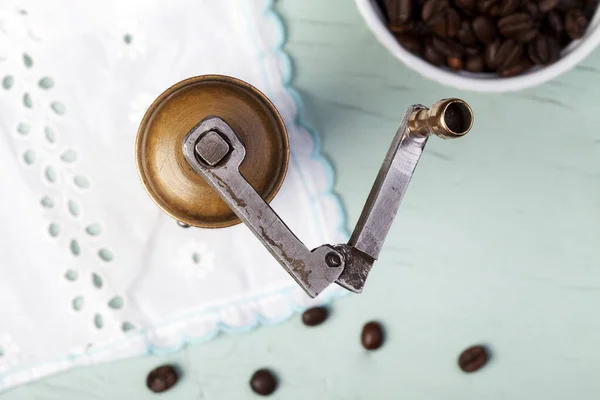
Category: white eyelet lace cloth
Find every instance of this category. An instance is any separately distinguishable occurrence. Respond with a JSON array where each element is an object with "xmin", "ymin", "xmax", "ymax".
[{"xmin": 0, "ymin": 0, "xmax": 347, "ymax": 391}]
